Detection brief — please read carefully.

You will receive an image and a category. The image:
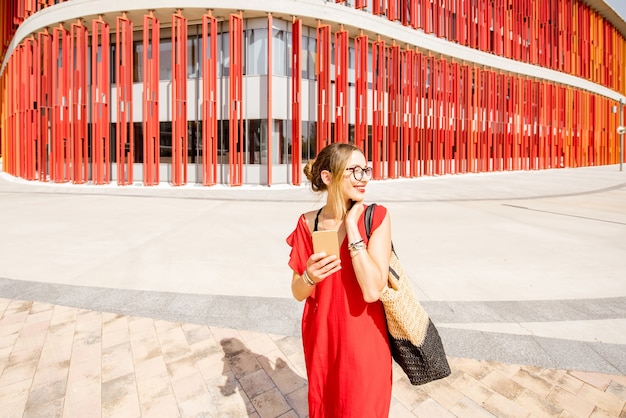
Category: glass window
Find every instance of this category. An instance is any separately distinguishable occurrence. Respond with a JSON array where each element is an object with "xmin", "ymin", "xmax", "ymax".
[
  {"xmin": 133, "ymin": 42, "xmax": 142, "ymax": 82},
  {"xmin": 275, "ymin": 119, "xmax": 291, "ymax": 164},
  {"xmin": 160, "ymin": 40, "xmax": 172, "ymax": 80},
  {"xmin": 160, "ymin": 121, "xmax": 172, "ymax": 162},
  {"xmin": 272, "ymin": 29, "xmax": 288, "ymax": 76},
  {"xmin": 348, "ymin": 46, "xmax": 355, "ymax": 86},
  {"xmin": 306, "ymin": 36, "xmax": 316, "ymax": 80},
  {"xmin": 188, "ymin": 121, "xmax": 202, "ymax": 163},
  {"xmin": 219, "ymin": 32, "xmax": 230, "ymax": 77},
  {"xmin": 246, "ymin": 119, "xmax": 264, "ymax": 164},
  {"xmin": 302, "ymin": 121, "xmax": 317, "ymax": 160},
  {"xmin": 300, "ymin": 36, "xmax": 309, "ymax": 80},
  {"xmin": 246, "ymin": 29, "xmax": 267, "ymax": 75},
  {"xmin": 110, "ymin": 44, "xmax": 116, "ymax": 84},
  {"xmin": 188, "ymin": 29, "xmax": 200, "ymax": 78}
]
